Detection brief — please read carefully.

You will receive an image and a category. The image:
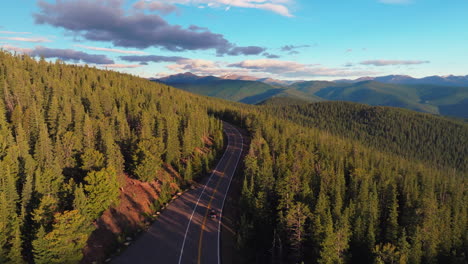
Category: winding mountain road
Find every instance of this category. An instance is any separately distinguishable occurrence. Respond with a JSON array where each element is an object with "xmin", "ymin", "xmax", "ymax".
[{"xmin": 112, "ymin": 122, "xmax": 244, "ymax": 264}]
